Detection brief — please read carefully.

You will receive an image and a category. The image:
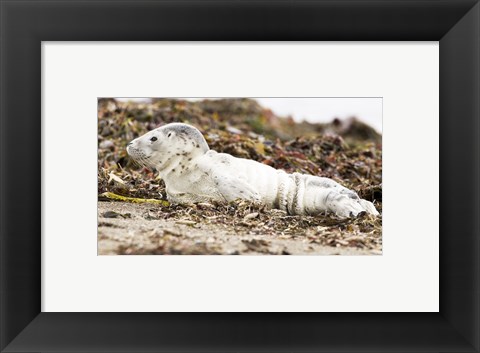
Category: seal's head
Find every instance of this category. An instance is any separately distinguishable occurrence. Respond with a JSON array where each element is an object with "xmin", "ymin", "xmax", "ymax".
[{"xmin": 126, "ymin": 123, "xmax": 209, "ymax": 171}]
